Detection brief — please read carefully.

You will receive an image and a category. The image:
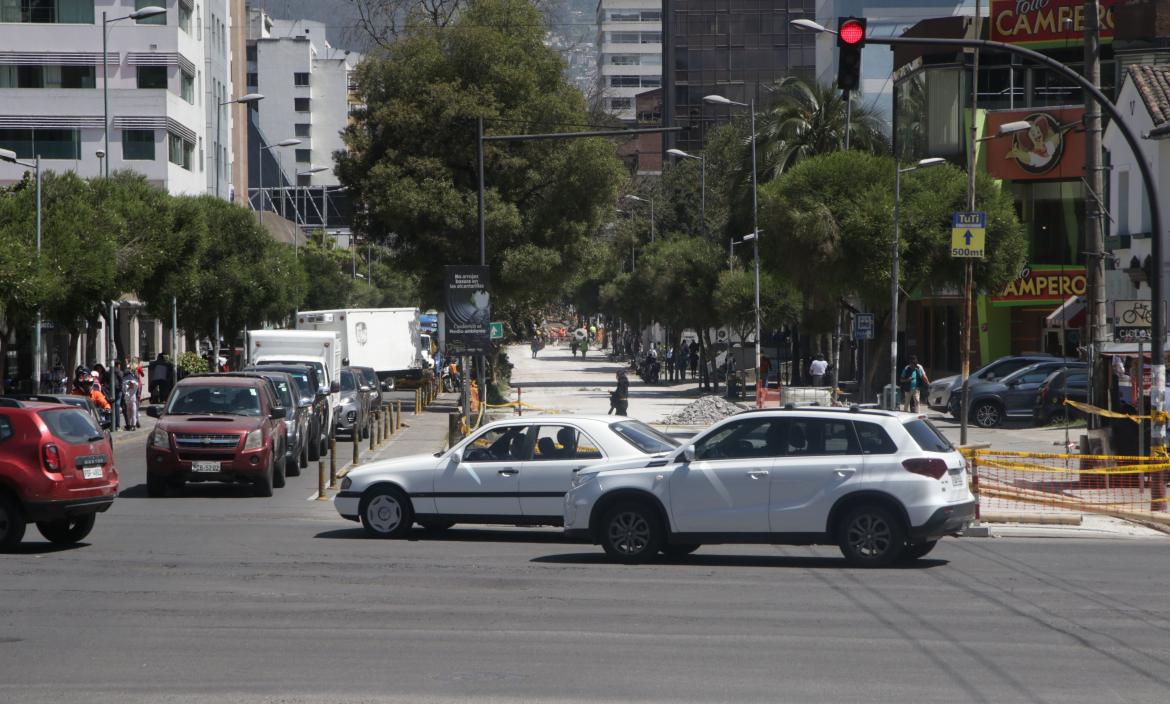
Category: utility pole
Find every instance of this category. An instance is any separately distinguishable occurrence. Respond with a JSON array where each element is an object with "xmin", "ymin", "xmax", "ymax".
[
  {"xmin": 958, "ymin": 3, "xmax": 981, "ymax": 445},
  {"xmin": 1084, "ymin": 0, "xmax": 1108, "ymax": 426}
]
